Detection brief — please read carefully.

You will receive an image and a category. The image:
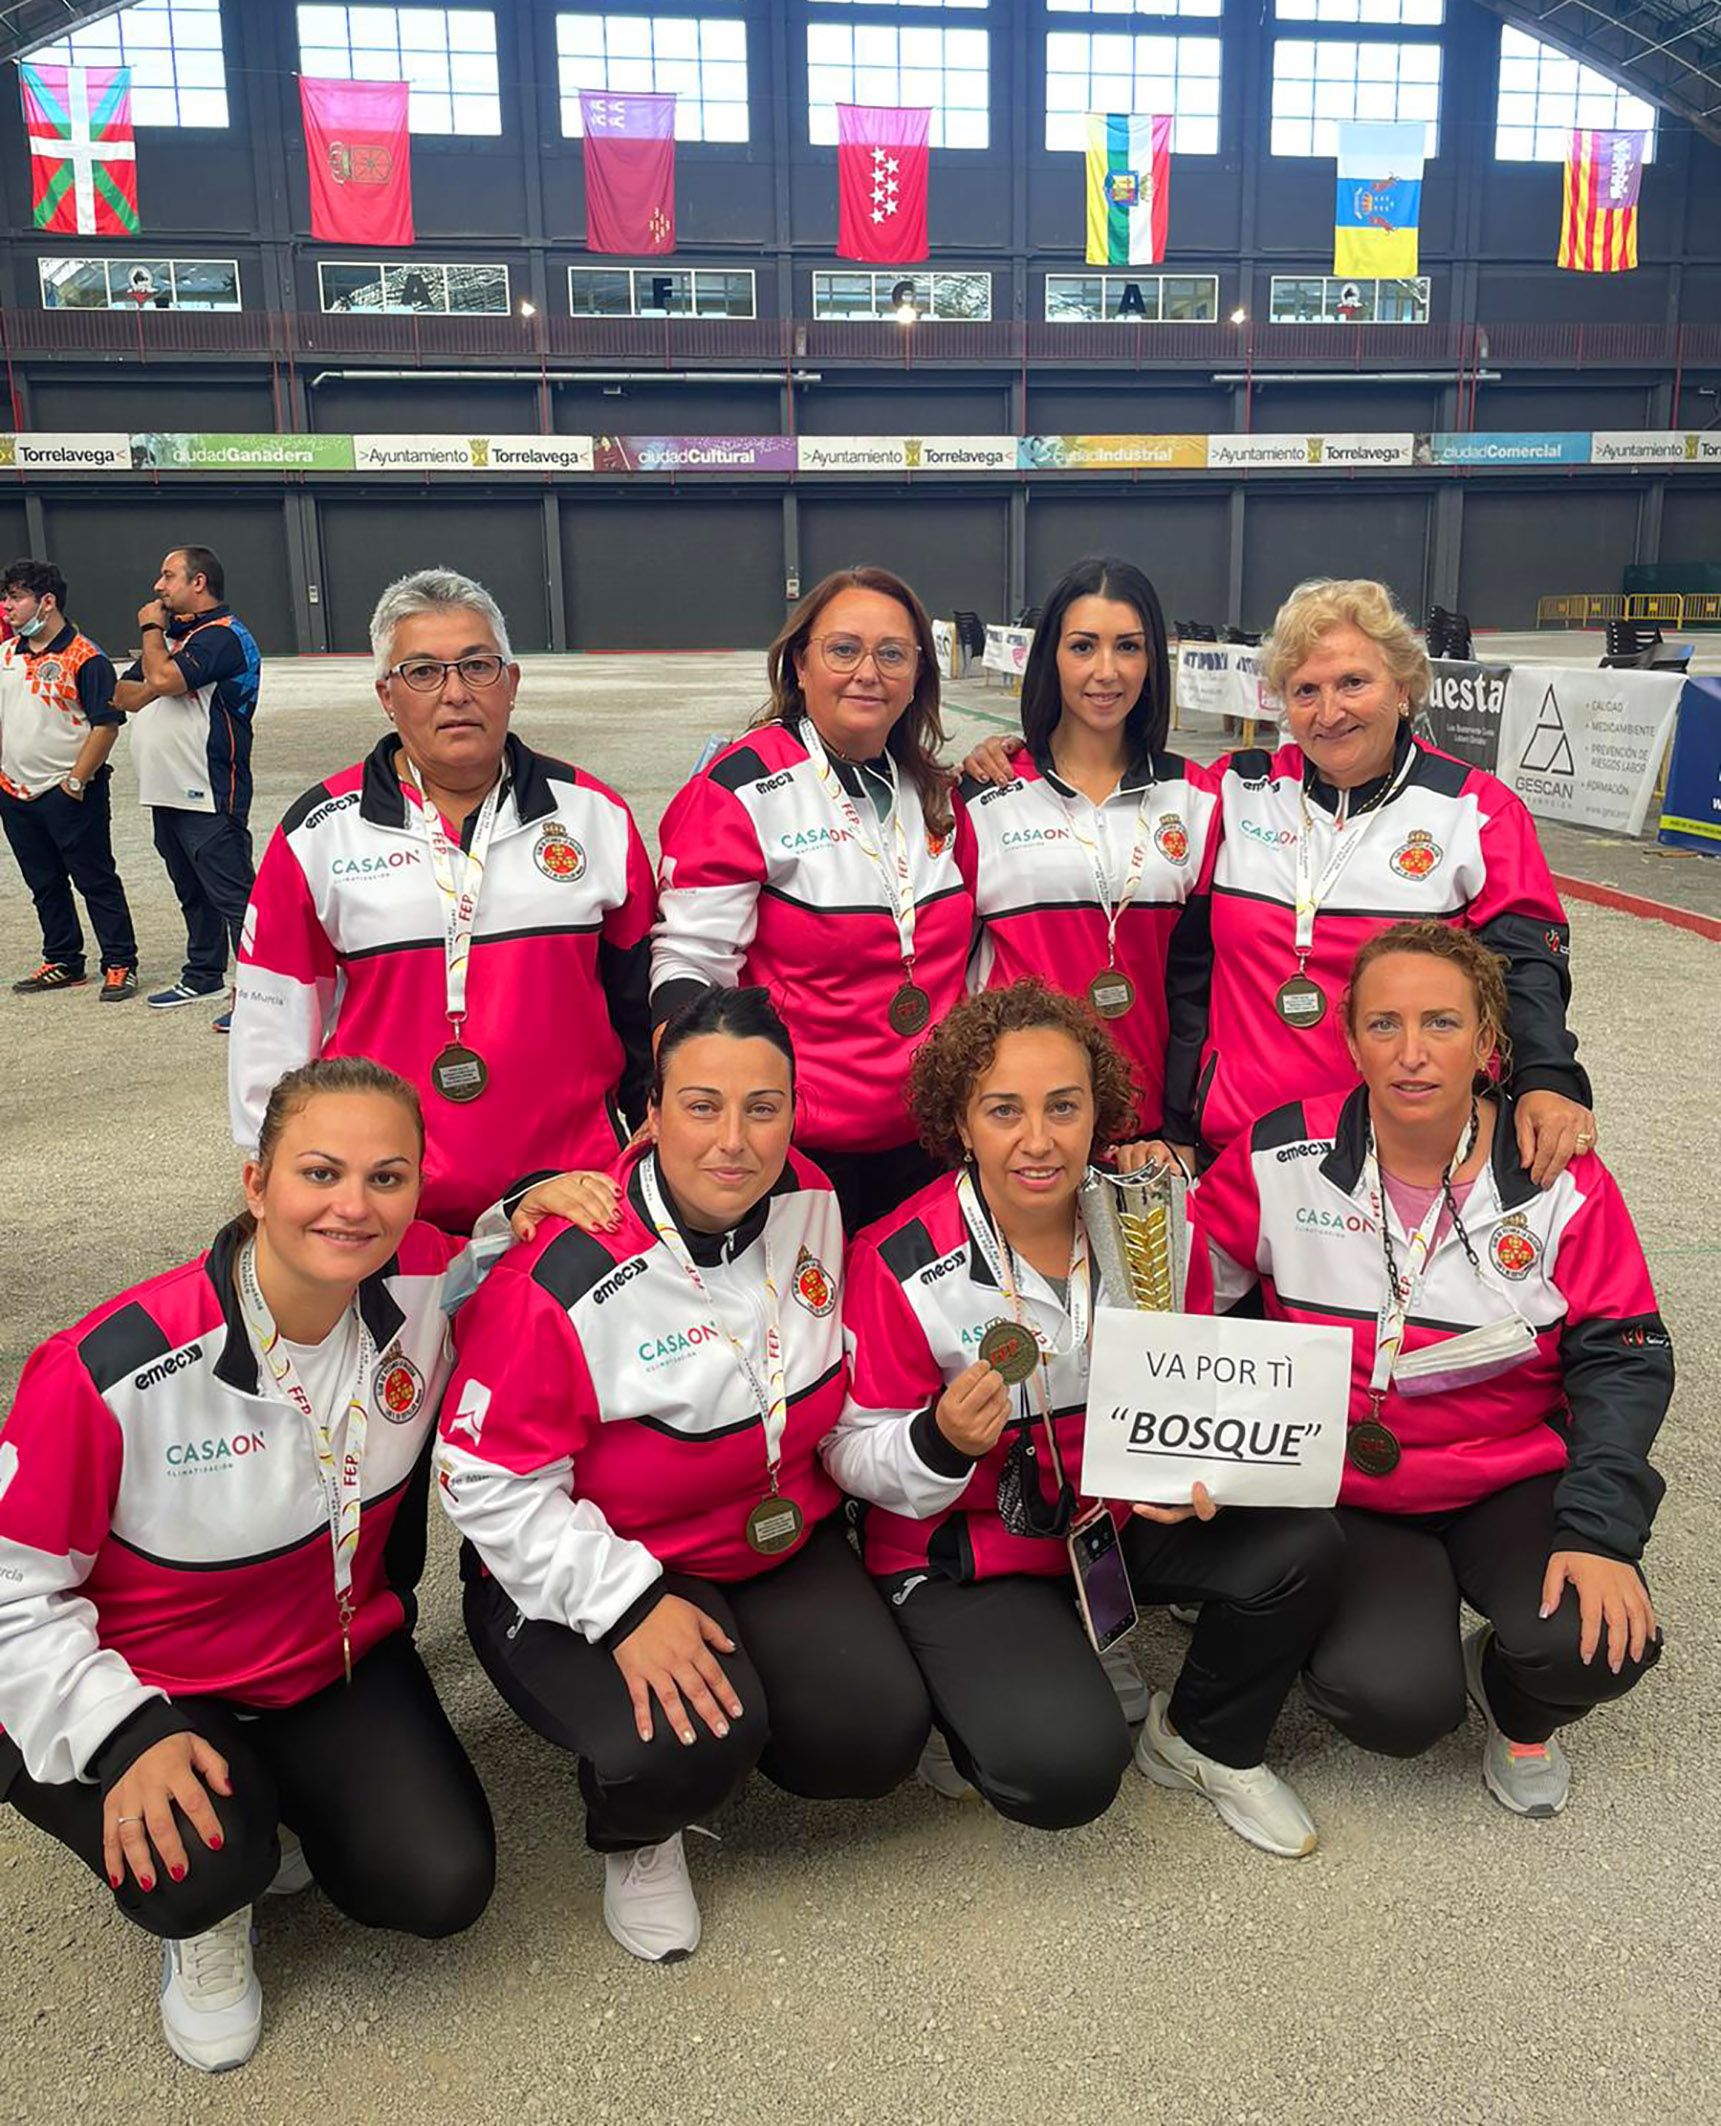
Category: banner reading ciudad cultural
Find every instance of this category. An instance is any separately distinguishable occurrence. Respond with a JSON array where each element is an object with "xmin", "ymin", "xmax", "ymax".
[
  {"xmin": 1333, "ymin": 121, "xmax": 1424, "ymax": 277},
  {"xmin": 581, "ymin": 92, "xmax": 676, "ymax": 255},
  {"xmin": 1559, "ymin": 129, "xmax": 1645, "ymax": 273},
  {"xmin": 300, "ymin": 77, "xmax": 413, "ymax": 246},
  {"xmin": 21, "ymin": 63, "xmax": 138, "ymax": 237},
  {"xmin": 837, "ymin": 105, "xmax": 930, "ymax": 265},
  {"xmin": 1084, "ymin": 114, "xmax": 1171, "ymax": 267}
]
